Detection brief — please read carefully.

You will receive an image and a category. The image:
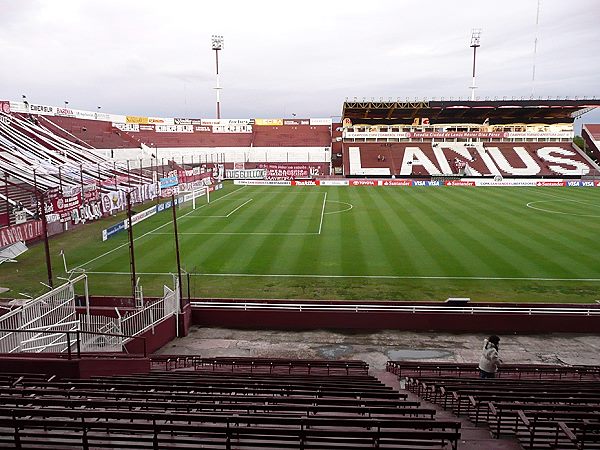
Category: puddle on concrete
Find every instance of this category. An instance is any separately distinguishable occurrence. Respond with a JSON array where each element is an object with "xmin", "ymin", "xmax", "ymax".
[
  {"xmin": 387, "ymin": 349, "xmax": 453, "ymax": 360},
  {"xmin": 319, "ymin": 345, "xmax": 352, "ymax": 359}
]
